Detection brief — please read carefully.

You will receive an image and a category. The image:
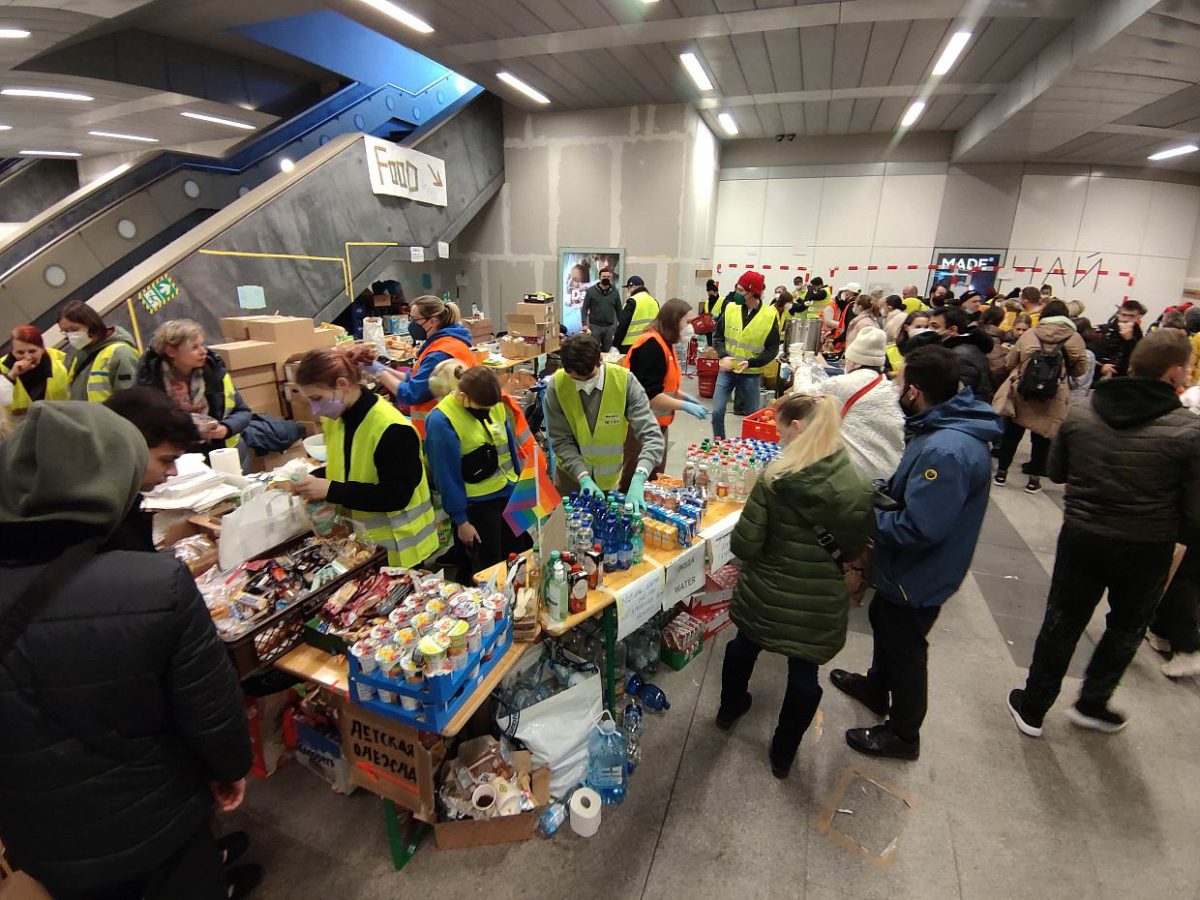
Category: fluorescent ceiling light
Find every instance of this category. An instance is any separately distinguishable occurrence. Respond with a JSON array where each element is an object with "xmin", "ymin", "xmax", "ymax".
[
  {"xmin": 20, "ymin": 149, "xmax": 82, "ymax": 157},
  {"xmin": 88, "ymin": 130, "xmax": 158, "ymax": 143},
  {"xmin": 679, "ymin": 52, "xmax": 714, "ymax": 92},
  {"xmin": 496, "ymin": 72, "xmax": 550, "ymax": 105},
  {"xmin": 2, "ymin": 87, "xmax": 93, "ymax": 102},
  {"xmin": 717, "ymin": 112, "xmax": 738, "ymax": 136},
  {"xmin": 0, "ymin": 28, "xmax": 31, "ymax": 39},
  {"xmin": 181, "ymin": 110, "xmax": 255, "ymax": 130},
  {"xmin": 280, "ymin": 158, "xmax": 295, "ymax": 173},
  {"xmin": 900, "ymin": 101, "xmax": 926, "ymax": 128},
  {"xmin": 0, "ymin": 125, "xmax": 11, "ymax": 131},
  {"xmin": 356, "ymin": 0, "xmax": 433, "ymax": 33},
  {"xmin": 1148, "ymin": 144, "xmax": 1198, "ymax": 161},
  {"xmin": 932, "ymin": 31, "xmax": 972, "ymax": 76}
]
